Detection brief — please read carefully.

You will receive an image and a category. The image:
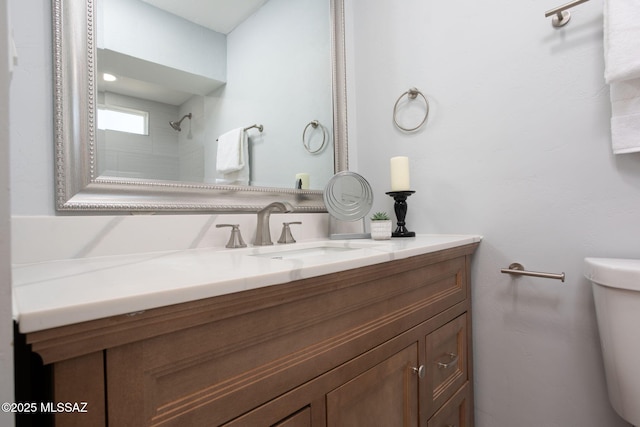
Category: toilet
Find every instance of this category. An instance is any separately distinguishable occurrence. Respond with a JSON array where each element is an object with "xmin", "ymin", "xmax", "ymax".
[{"xmin": 584, "ymin": 257, "xmax": 640, "ymax": 426}]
